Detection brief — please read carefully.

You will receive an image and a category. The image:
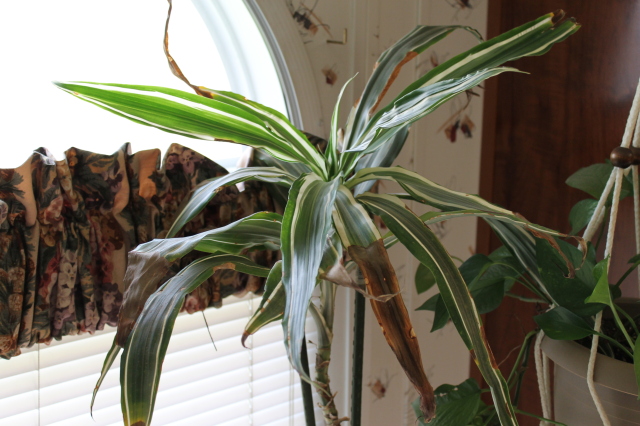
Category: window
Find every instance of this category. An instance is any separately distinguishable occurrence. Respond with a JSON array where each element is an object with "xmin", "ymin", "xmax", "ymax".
[{"xmin": 0, "ymin": 1, "xmax": 321, "ymax": 425}]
